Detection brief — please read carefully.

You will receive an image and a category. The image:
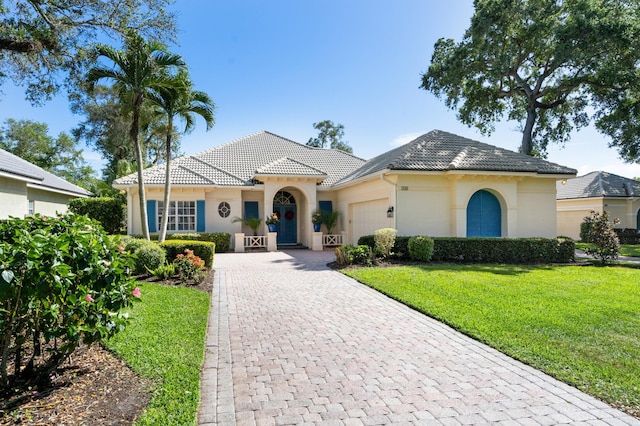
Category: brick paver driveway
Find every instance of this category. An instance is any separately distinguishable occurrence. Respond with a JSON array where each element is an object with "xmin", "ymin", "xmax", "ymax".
[{"xmin": 199, "ymin": 250, "xmax": 638, "ymax": 425}]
